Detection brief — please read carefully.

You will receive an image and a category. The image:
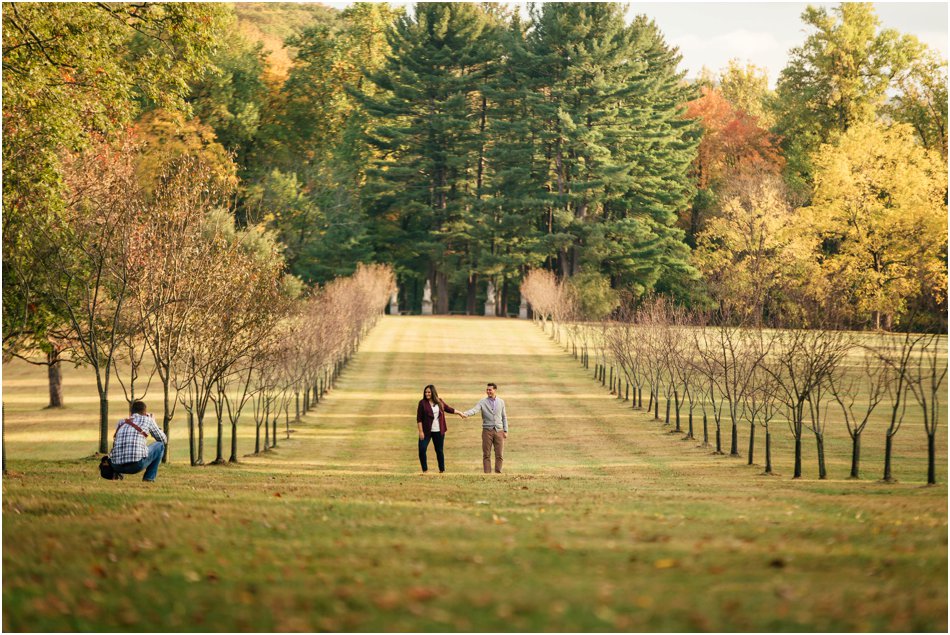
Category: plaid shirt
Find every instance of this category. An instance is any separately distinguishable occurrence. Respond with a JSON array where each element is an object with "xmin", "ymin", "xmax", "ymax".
[{"xmin": 110, "ymin": 413, "xmax": 166, "ymax": 465}]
